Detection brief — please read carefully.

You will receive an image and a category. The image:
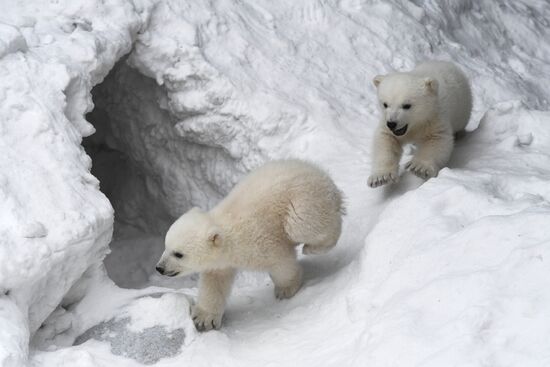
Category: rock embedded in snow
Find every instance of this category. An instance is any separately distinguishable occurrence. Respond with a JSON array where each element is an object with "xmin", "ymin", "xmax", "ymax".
[
  {"xmin": 74, "ymin": 293, "xmax": 195, "ymax": 365},
  {"xmin": 76, "ymin": 319, "xmax": 186, "ymax": 365}
]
